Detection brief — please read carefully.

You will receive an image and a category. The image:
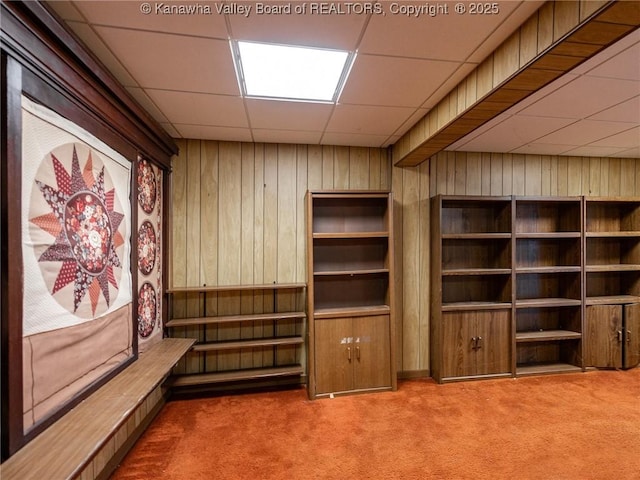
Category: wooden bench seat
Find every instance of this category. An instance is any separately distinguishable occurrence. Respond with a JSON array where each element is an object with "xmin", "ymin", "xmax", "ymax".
[{"xmin": 0, "ymin": 337, "xmax": 195, "ymax": 480}]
